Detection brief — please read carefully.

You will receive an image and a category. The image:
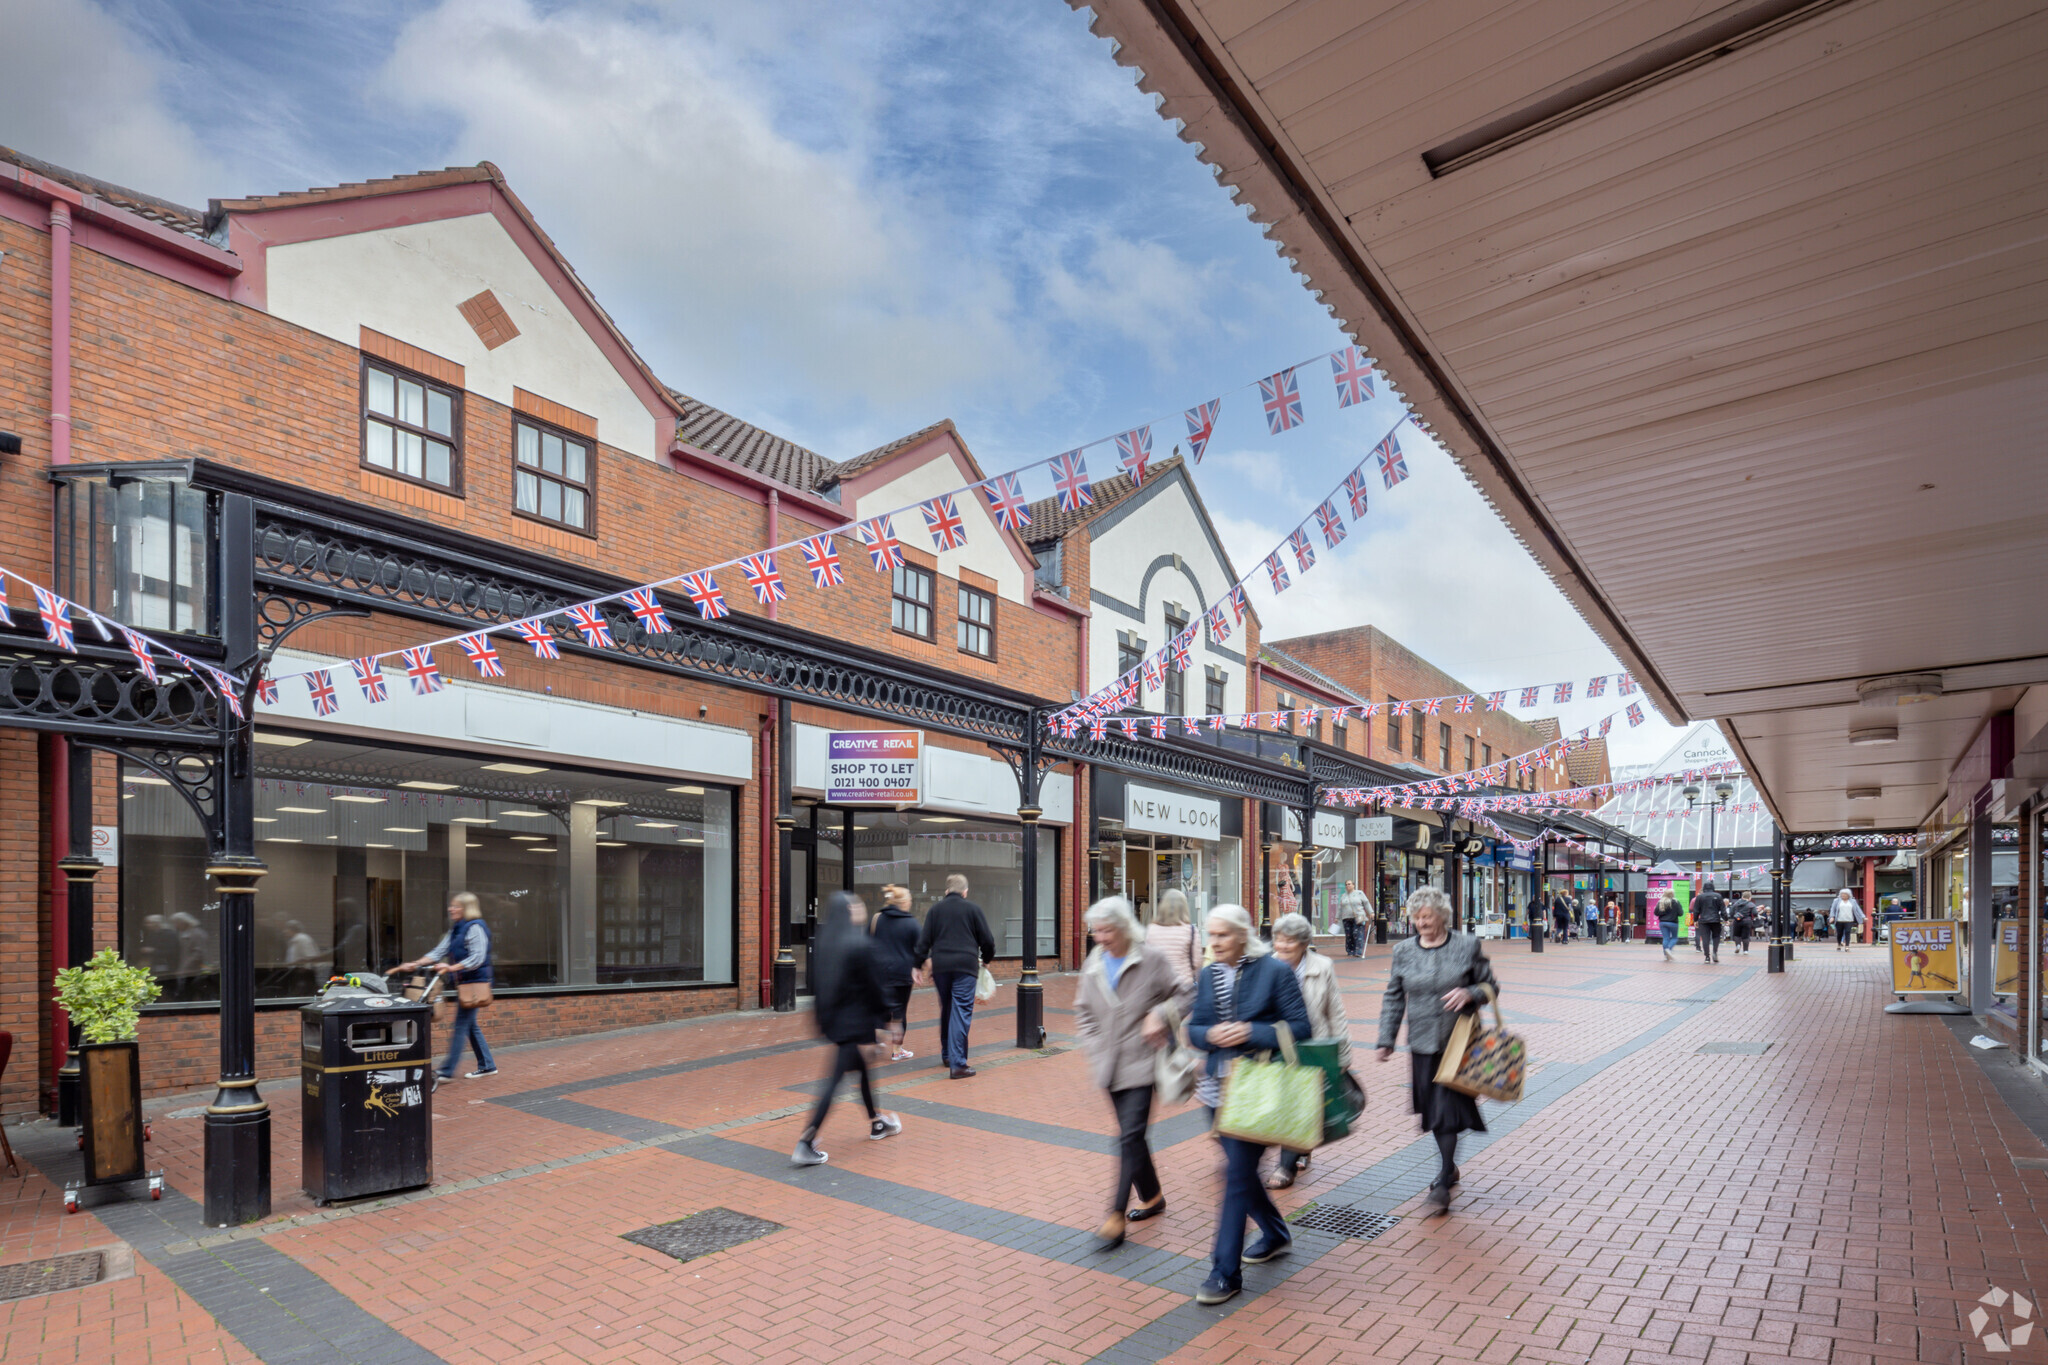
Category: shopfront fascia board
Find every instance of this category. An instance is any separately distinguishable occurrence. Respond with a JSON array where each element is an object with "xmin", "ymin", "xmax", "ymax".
[{"xmin": 790, "ymin": 723, "xmax": 1073, "ymax": 825}]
